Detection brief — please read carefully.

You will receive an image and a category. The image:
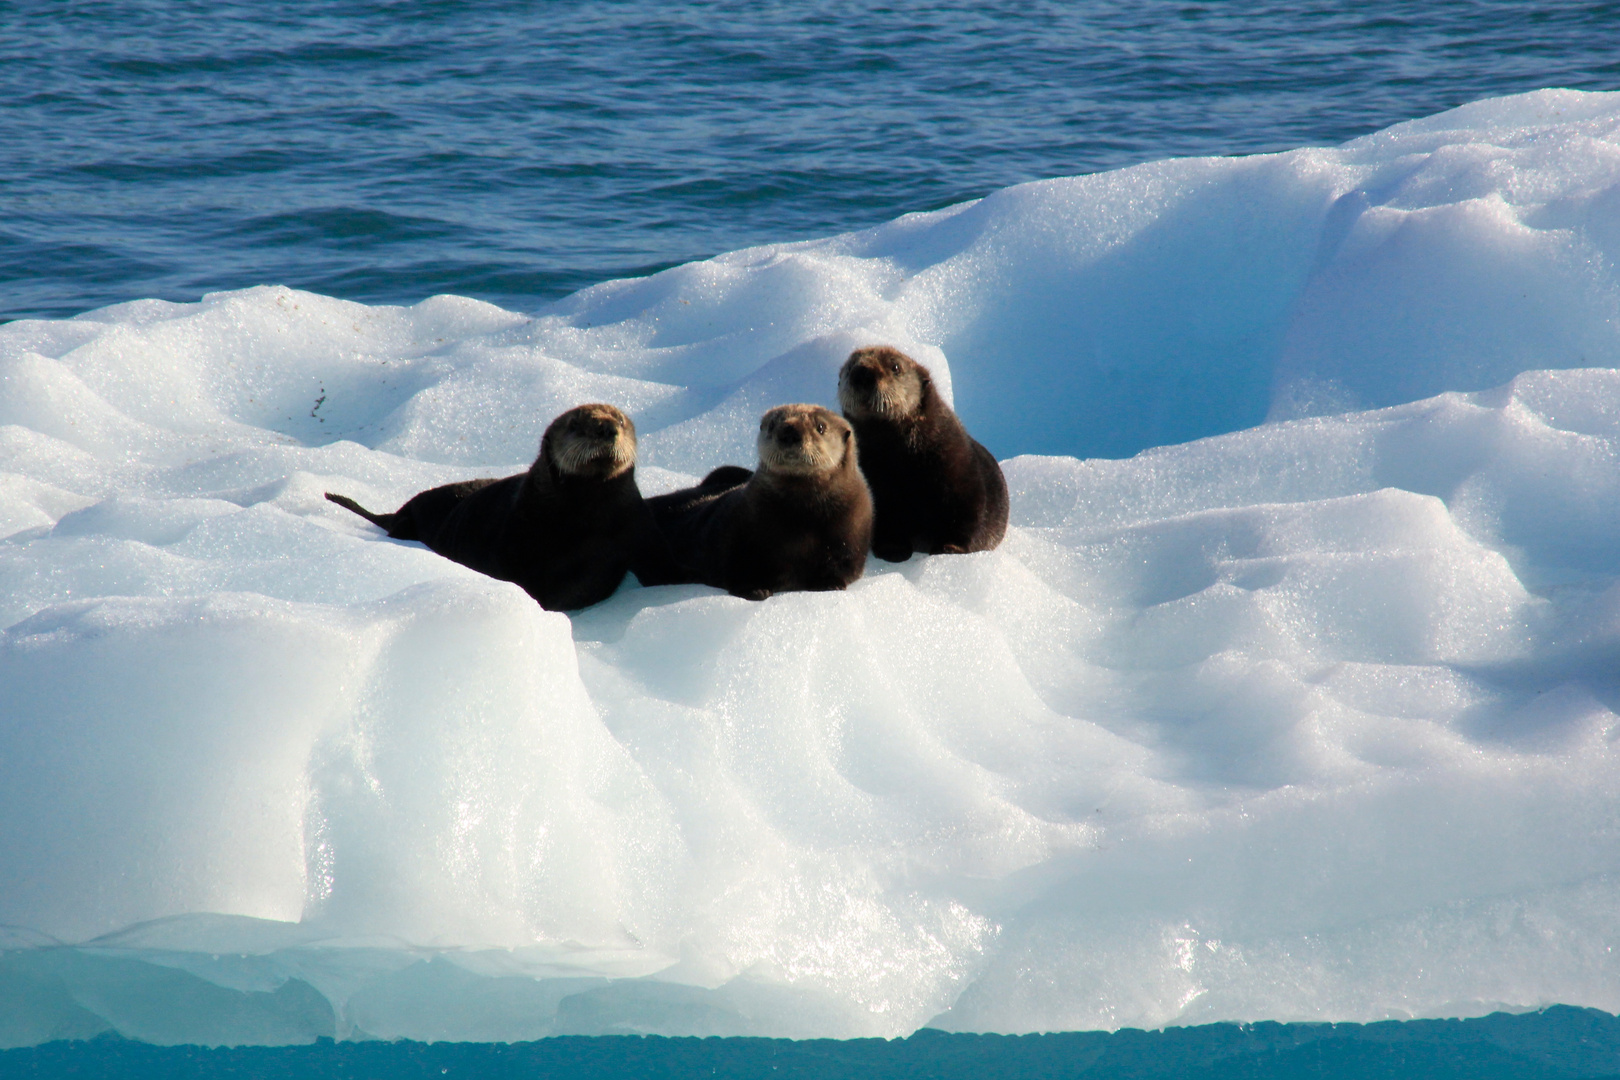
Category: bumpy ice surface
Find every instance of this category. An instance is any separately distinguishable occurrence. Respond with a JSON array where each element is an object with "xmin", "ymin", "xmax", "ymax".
[{"xmin": 4, "ymin": 89, "xmax": 1620, "ymax": 1046}]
